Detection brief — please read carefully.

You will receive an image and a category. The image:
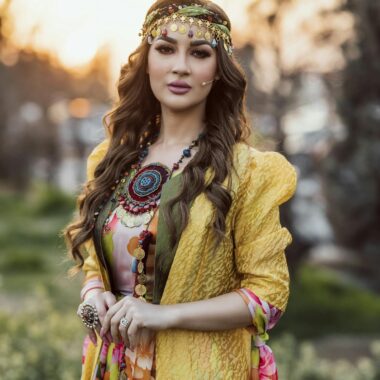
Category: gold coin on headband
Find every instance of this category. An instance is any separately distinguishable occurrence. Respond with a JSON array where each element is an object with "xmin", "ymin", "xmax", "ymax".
[
  {"xmin": 179, "ymin": 25, "xmax": 186, "ymax": 34},
  {"xmin": 138, "ymin": 262, "xmax": 144, "ymax": 273},
  {"xmin": 170, "ymin": 23, "xmax": 178, "ymax": 32},
  {"xmin": 151, "ymin": 29, "xmax": 157, "ymax": 37},
  {"xmin": 196, "ymin": 30, "xmax": 203, "ymax": 38},
  {"xmin": 133, "ymin": 247, "xmax": 145, "ymax": 260},
  {"xmin": 135, "ymin": 284, "xmax": 147, "ymax": 296},
  {"xmin": 205, "ymin": 32, "xmax": 211, "ymax": 40},
  {"xmin": 156, "ymin": 27, "xmax": 161, "ymax": 36}
]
